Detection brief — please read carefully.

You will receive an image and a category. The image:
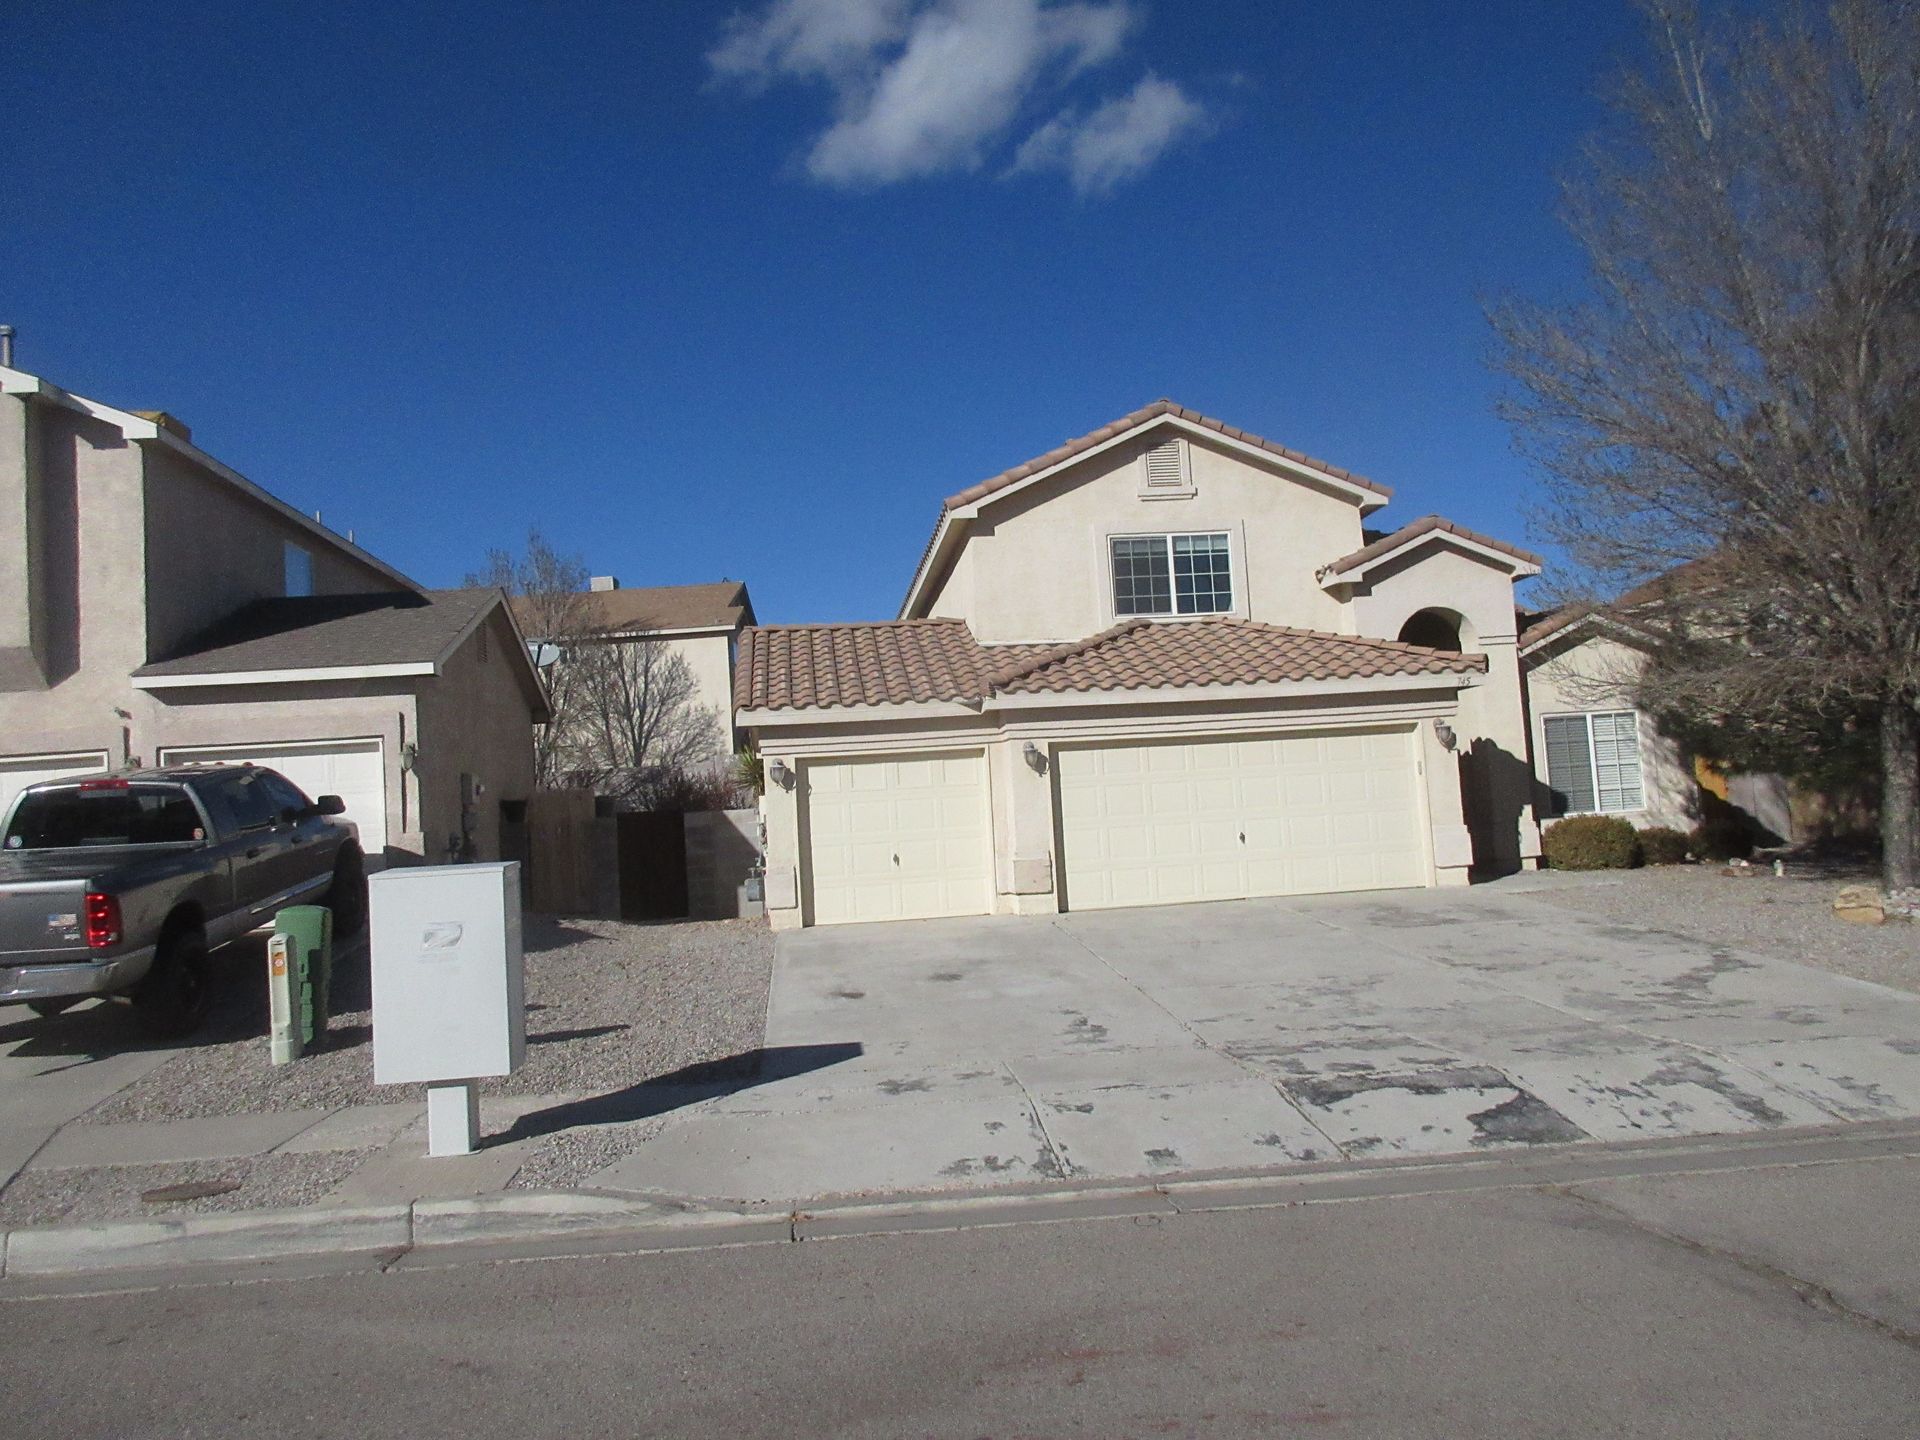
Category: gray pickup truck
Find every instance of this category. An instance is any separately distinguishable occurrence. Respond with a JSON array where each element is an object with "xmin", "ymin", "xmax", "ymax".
[{"xmin": 0, "ymin": 764, "xmax": 366, "ymax": 1036}]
